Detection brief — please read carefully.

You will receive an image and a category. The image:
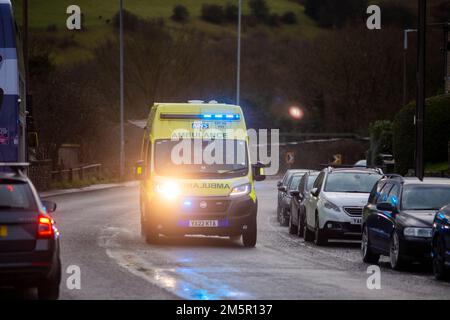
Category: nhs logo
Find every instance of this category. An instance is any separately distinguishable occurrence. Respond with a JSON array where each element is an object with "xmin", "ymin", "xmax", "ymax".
[{"xmin": 192, "ymin": 122, "xmax": 209, "ymax": 130}]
